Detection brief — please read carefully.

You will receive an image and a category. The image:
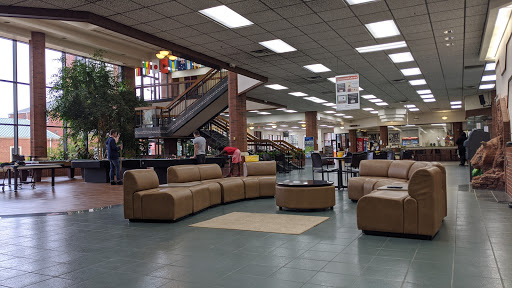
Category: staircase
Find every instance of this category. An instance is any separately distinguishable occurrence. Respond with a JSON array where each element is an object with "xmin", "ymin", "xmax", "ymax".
[{"xmin": 135, "ymin": 69, "xmax": 229, "ymax": 138}]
